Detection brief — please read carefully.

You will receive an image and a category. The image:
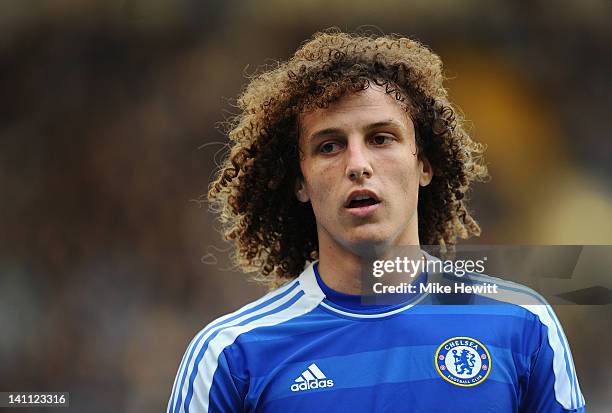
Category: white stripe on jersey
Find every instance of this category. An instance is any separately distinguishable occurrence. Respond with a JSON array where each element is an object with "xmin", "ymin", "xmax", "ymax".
[
  {"xmin": 167, "ymin": 278, "xmax": 299, "ymax": 413},
  {"xmin": 463, "ymin": 271, "xmax": 583, "ymax": 410},
  {"xmin": 191, "ymin": 291, "xmax": 323, "ymax": 412}
]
